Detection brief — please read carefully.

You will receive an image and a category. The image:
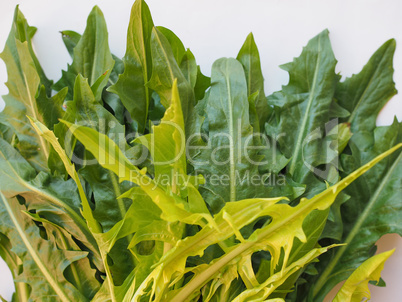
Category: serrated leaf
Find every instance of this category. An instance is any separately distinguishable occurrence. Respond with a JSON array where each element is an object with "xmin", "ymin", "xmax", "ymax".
[
  {"xmin": 295, "ymin": 39, "xmax": 399, "ymax": 302},
  {"xmin": 231, "ymin": 246, "xmax": 336, "ymax": 302},
  {"xmin": 268, "ymin": 30, "xmax": 339, "ymax": 185},
  {"xmin": 0, "ymin": 137, "xmax": 101, "ymax": 269},
  {"xmin": 0, "ymin": 192, "xmax": 88, "ymax": 301},
  {"xmin": 336, "ymin": 39, "xmax": 397, "ymax": 134},
  {"xmin": 24, "ymin": 212, "xmax": 101, "ymax": 299},
  {"xmin": 30, "ymin": 78, "xmax": 138, "ymax": 287},
  {"xmin": 1, "ymin": 6, "xmax": 400, "ymax": 301},
  {"xmin": 270, "ymin": 209, "xmax": 330, "ymax": 299},
  {"xmin": 135, "ymin": 80, "xmax": 187, "ymax": 194},
  {"xmin": 0, "ymin": 7, "xmax": 53, "ymax": 171},
  {"xmin": 333, "ymin": 250, "xmax": 394, "ymax": 302},
  {"xmin": 310, "ymin": 122, "xmax": 402, "ymax": 300},
  {"xmin": 58, "ymin": 28, "xmax": 126, "ymax": 124},
  {"xmin": 167, "ymin": 144, "xmax": 401, "ymax": 302}
]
